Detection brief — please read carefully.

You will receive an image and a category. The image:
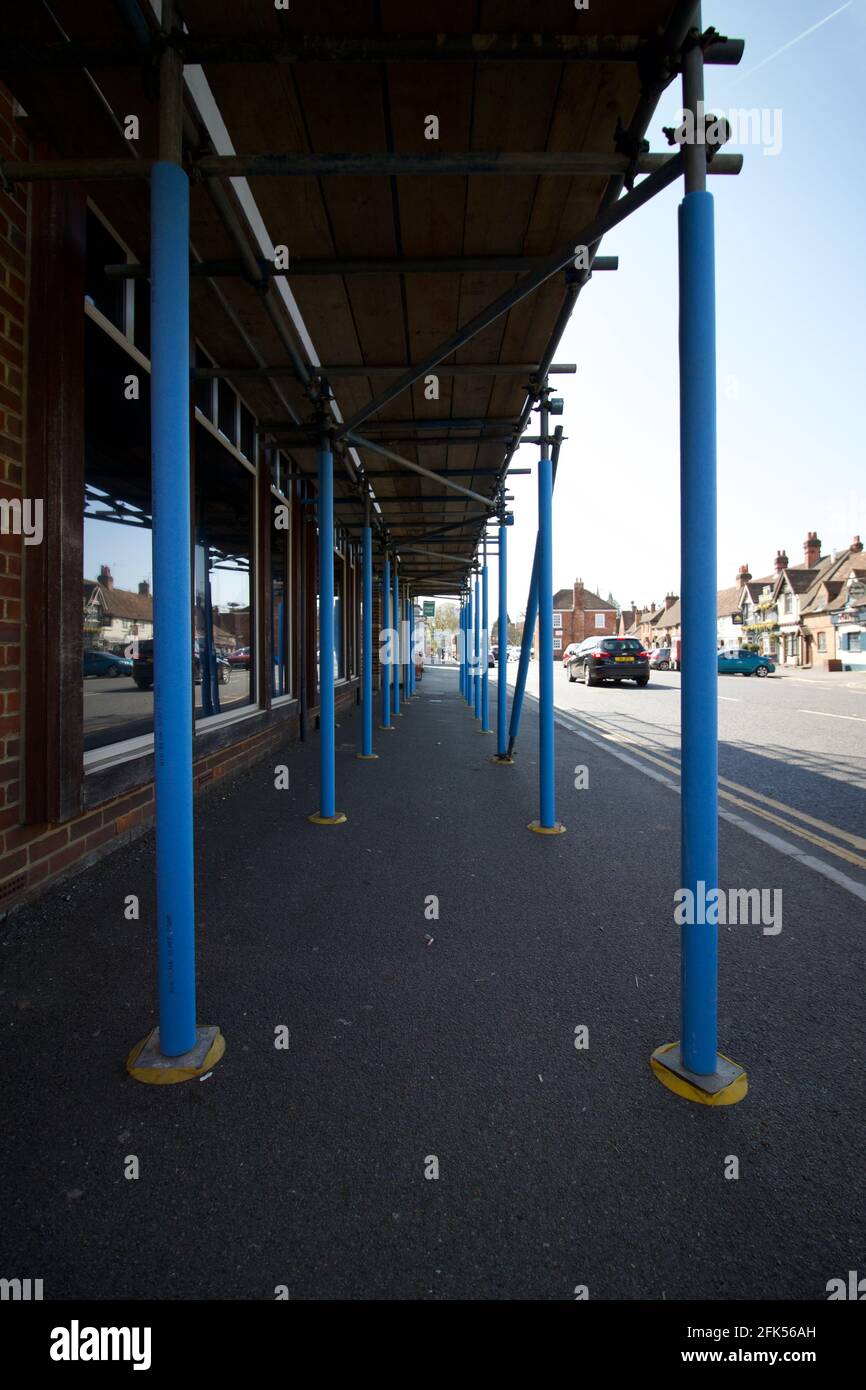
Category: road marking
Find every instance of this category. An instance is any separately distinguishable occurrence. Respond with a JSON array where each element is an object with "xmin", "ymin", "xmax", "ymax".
[
  {"xmin": 718, "ymin": 696, "xmax": 740, "ymax": 701},
  {"xmin": 597, "ymin": 736, "xmax": 866, "ymax": 854},
  {"xmin": 589, "ymin": 728, "xmax": 866, "ymax": 868},
  {"xmin": 797, "ymin": 708, "xmax": 866, "ymax": 722},
  {"xmin": 550, "ymin": 708, "xmax": 866, "ymax": 905},
  {"xmin": 549, "ymin": 703, "xmax": 866, "ymax": 888}
]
